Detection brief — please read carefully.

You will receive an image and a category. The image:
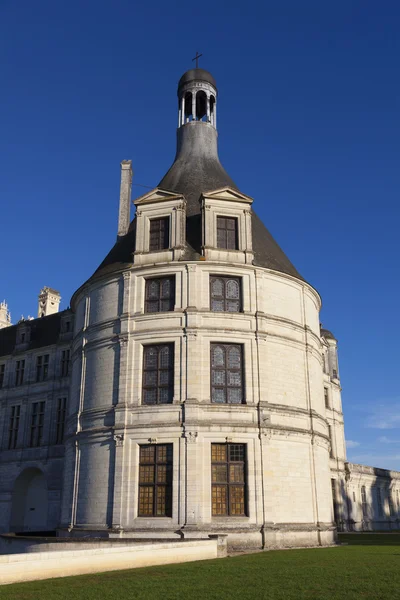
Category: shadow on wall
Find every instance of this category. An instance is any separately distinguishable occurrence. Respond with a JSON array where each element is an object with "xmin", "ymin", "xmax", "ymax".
[
  {"xmin": 334, "ymin": 465, "xmax": 400, "ymax": 533},
  {"xmin": 10, "ymin": 468, "xmax": 48, "ymax": 533}
]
